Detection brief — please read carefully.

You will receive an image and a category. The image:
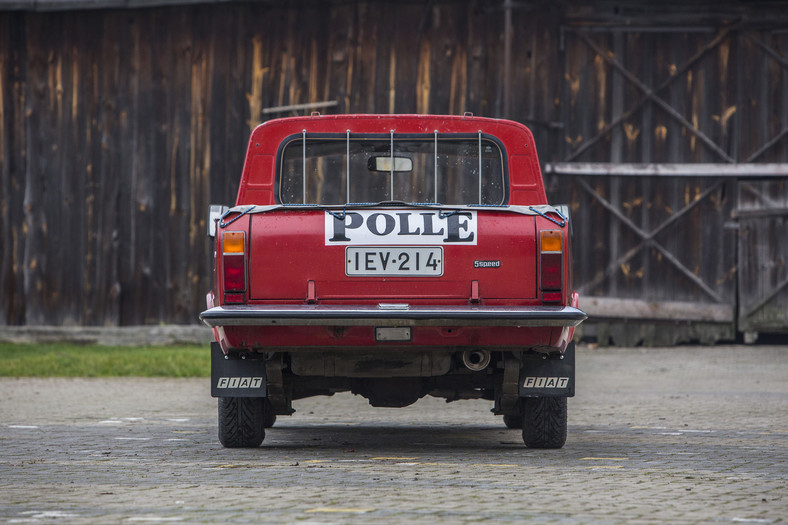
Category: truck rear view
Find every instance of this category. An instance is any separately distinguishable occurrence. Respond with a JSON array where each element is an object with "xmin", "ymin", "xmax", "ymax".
[{"xmin": 200, "ymin": 114, "xmax": 586, "ymax": 448}]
